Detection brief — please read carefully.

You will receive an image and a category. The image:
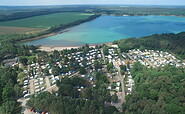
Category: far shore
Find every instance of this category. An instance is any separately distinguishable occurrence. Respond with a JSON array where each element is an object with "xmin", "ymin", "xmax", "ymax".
[
  {"xmin": 18, "ymin": 14, "xmax": 101, "ymax": 43},
  {"xmin": 19, "ymin": 30, "xmax": 70, "ymax": 43}
]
